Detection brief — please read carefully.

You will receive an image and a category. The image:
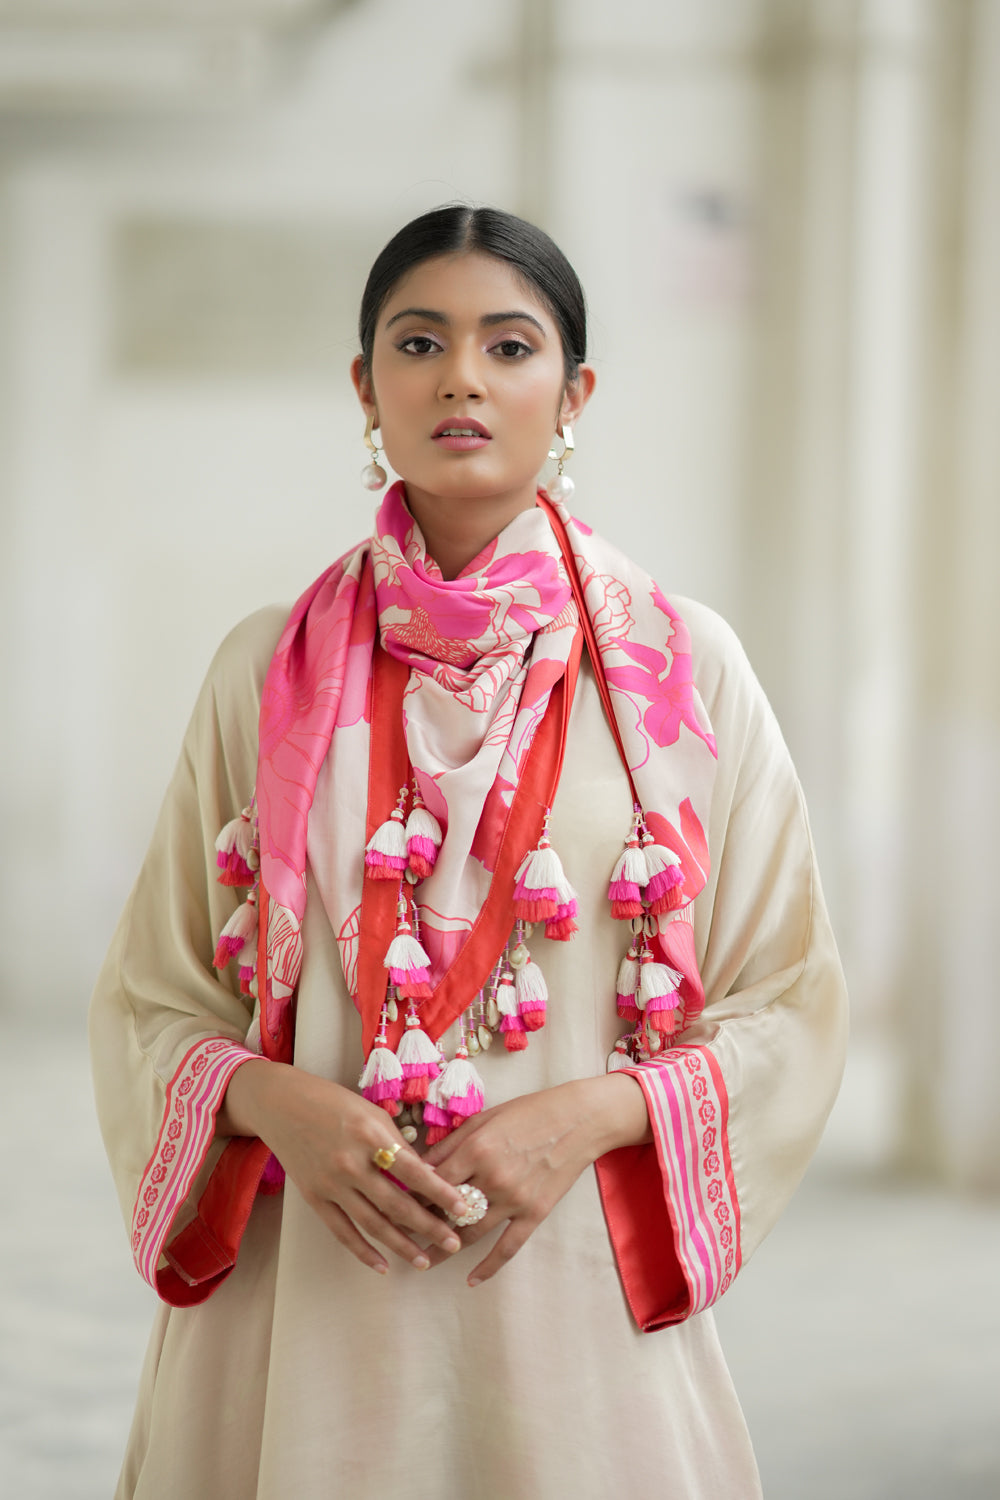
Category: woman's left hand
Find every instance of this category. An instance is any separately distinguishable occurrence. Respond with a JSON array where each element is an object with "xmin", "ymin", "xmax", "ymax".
[{"xmin": 420, "ymin": 1072, "xmax": 651, "ymax": 1284}]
